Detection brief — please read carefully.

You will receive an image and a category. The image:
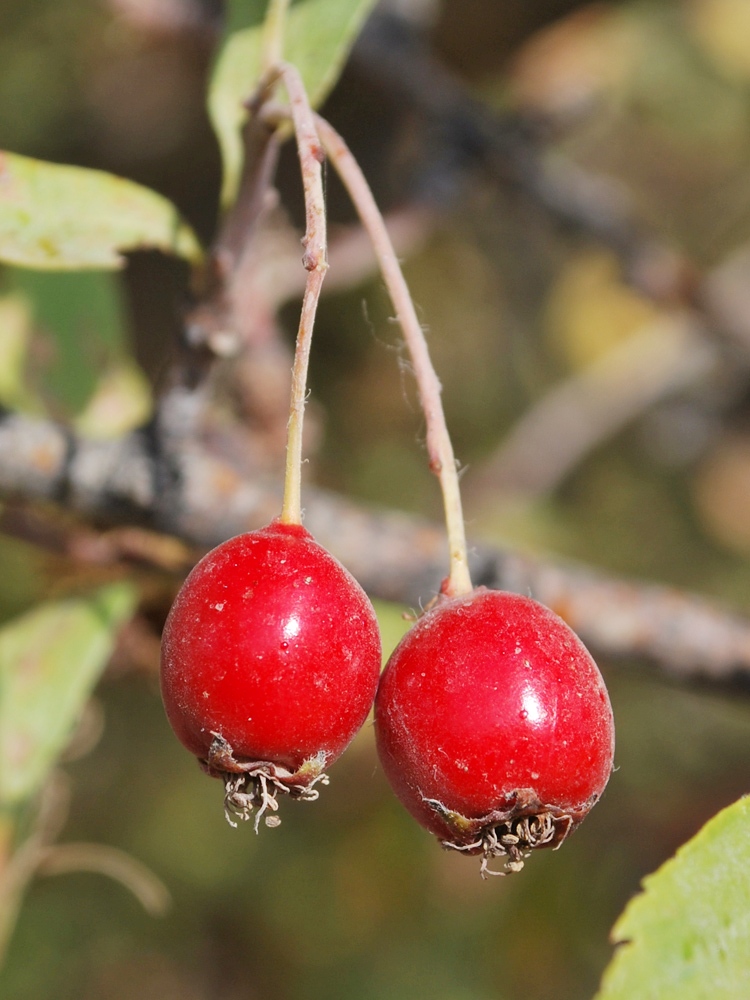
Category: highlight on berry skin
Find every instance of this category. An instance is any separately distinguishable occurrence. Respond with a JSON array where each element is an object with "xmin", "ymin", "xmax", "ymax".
[
  {"xmin": 374, "ymin": 588, "xmax": 615, "ymax": 877},
  {"xmin": 160, "ymin": 520, "xmax": 382, "ymax": 831}
]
